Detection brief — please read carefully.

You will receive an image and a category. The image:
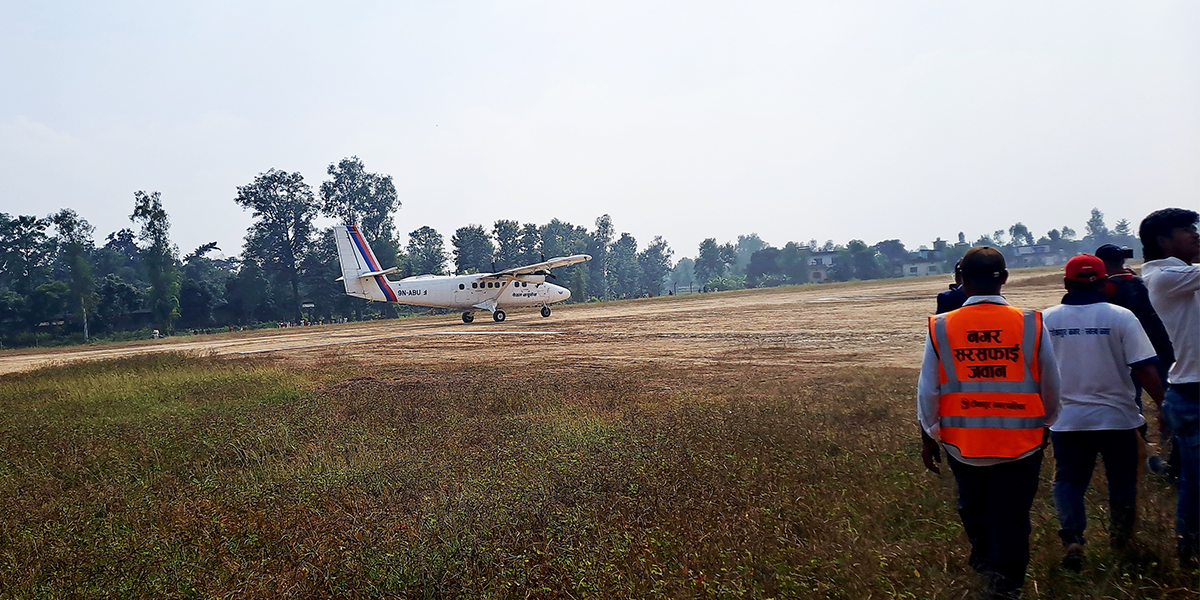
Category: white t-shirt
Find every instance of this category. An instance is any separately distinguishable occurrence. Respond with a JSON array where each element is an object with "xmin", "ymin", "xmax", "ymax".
[
  {"xmin": 1043, "ymin": 299, "xmax": 1157, "ymax": 432},
  {"xmin": 1143, "ymin": 257, "xmax": 1199, "ymax": 384}
]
